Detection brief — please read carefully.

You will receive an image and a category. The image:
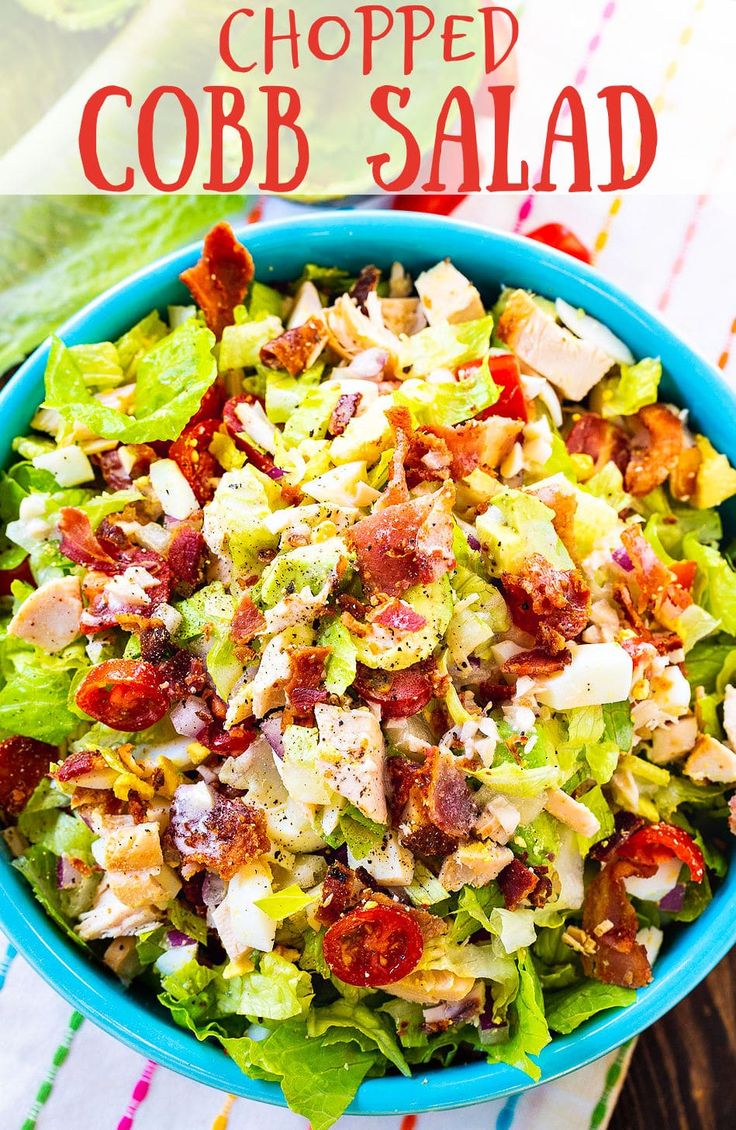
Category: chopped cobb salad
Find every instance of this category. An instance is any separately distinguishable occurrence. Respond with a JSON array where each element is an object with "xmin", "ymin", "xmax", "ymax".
[{"xmin": 1, "ymin": 222, "xmax": 735, "ymax": 1128}]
